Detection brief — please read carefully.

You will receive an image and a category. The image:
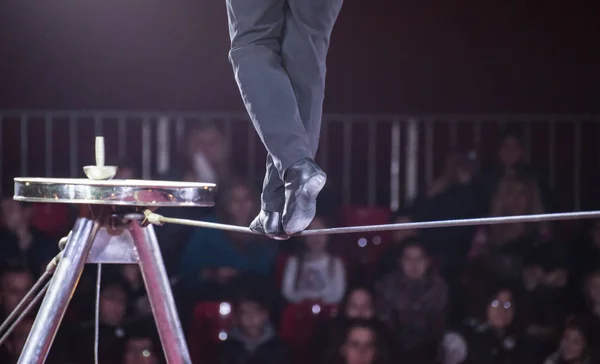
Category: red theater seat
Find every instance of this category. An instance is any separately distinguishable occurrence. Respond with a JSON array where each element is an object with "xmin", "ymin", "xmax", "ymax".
[
  {"xmin": 189, "ymin": 301, "xmax": 234, "ymax": 364},
  {"xmin": 280, "ymin": 301, "xmax": 338, "ymax": 364}
]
